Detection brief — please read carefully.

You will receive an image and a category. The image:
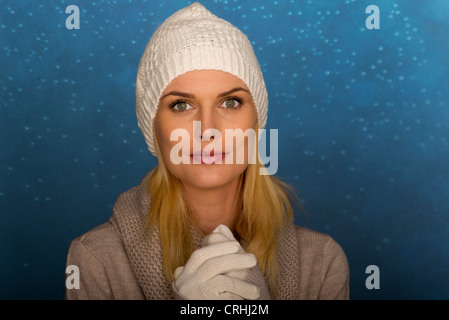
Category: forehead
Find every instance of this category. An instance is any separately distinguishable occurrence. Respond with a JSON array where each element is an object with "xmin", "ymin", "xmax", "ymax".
[{"xmin": 163, "ymin": 70, "xmax": 249, "ymax": 93}]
